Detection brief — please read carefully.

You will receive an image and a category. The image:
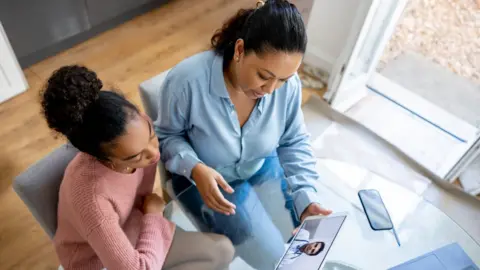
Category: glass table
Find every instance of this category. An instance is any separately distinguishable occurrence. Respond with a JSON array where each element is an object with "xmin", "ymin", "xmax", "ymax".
[{"xmin": 165, "ymin": 159, "xmax": 480, "ymax": 270}]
